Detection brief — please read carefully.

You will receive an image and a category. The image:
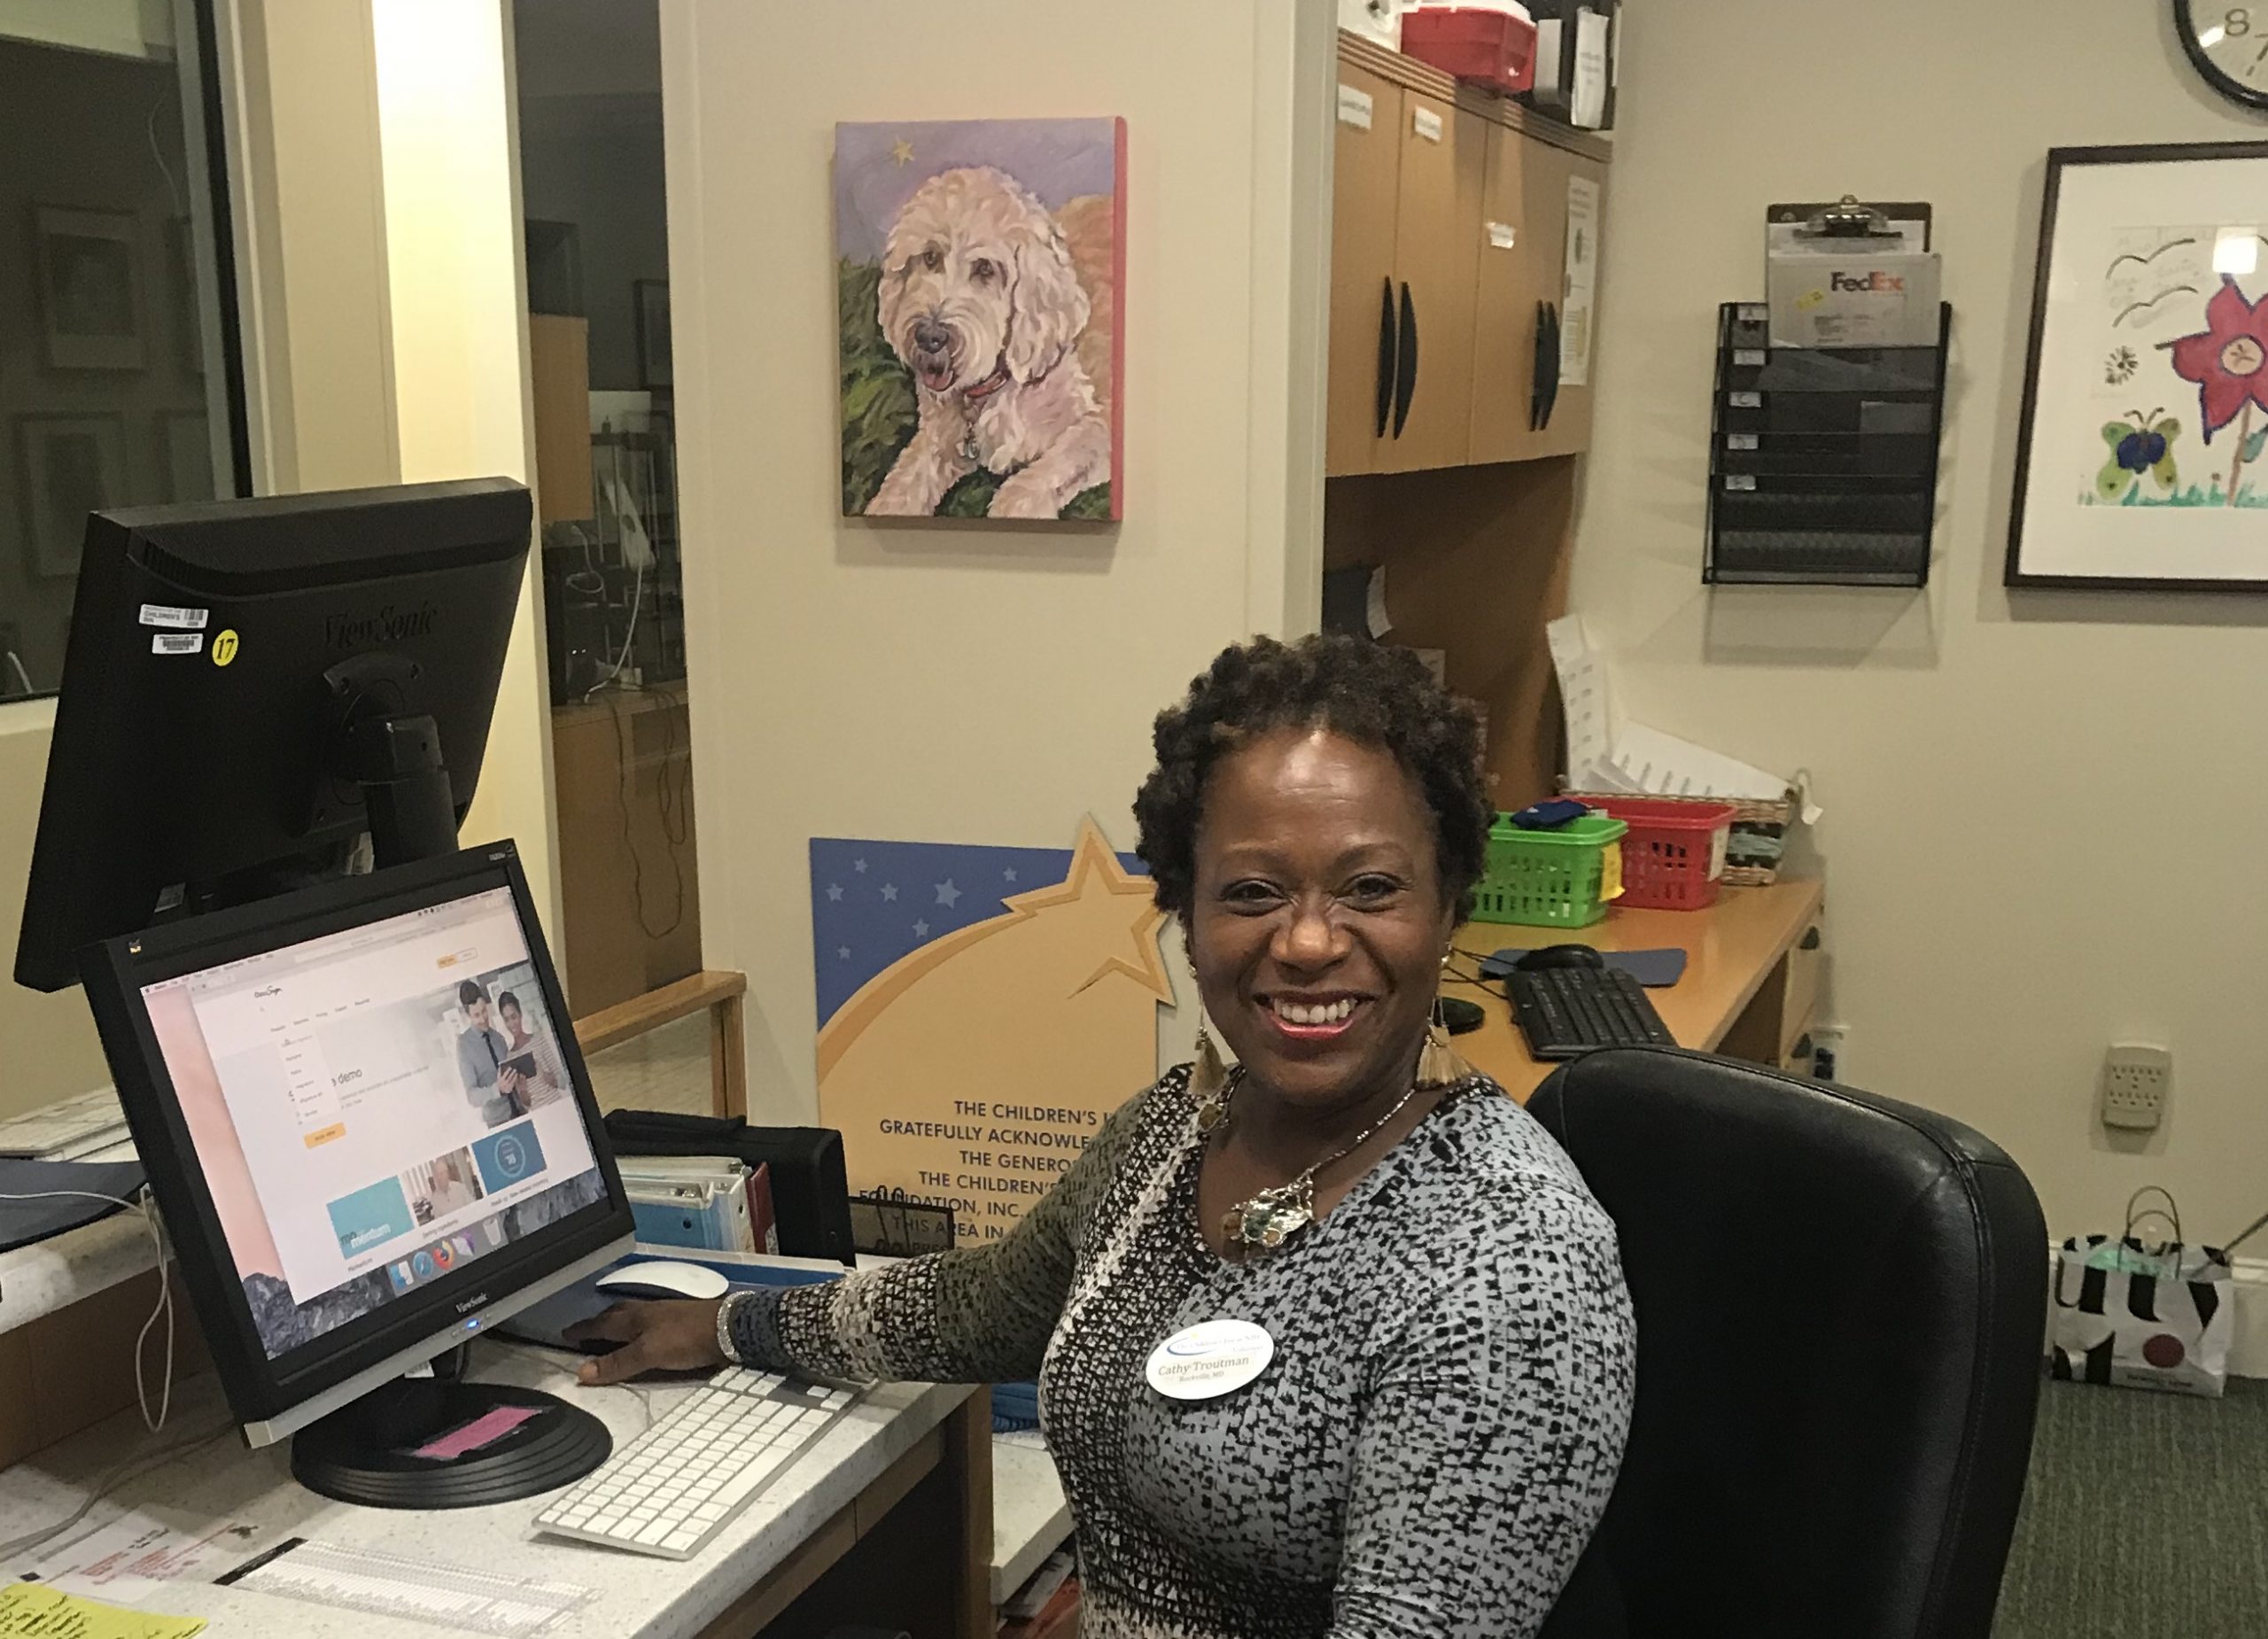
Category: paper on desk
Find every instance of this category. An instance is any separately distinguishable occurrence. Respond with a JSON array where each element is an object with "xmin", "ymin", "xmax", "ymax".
[
  {"xmin": 1544, "ymin": 615, "xmax": 1618, "ymax": 788},
  {"xmin": 0, "ymin": 1581, "xmax": 205, "ymax": 1638},
  {"xmin": 14, "ymin": 1512, "xmax": 260, "ymax": 1608},
  {"xmin": 1364, "ymin": 566, "xmax": 1392, "ymax": 638},
  {"xmin": 1603, "ymin": 725, "xmax": 1818, "ymax": 818},
  {"xmin": 1547, "ymin": 617, "xmax": 1822, "ymax": 824}
]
